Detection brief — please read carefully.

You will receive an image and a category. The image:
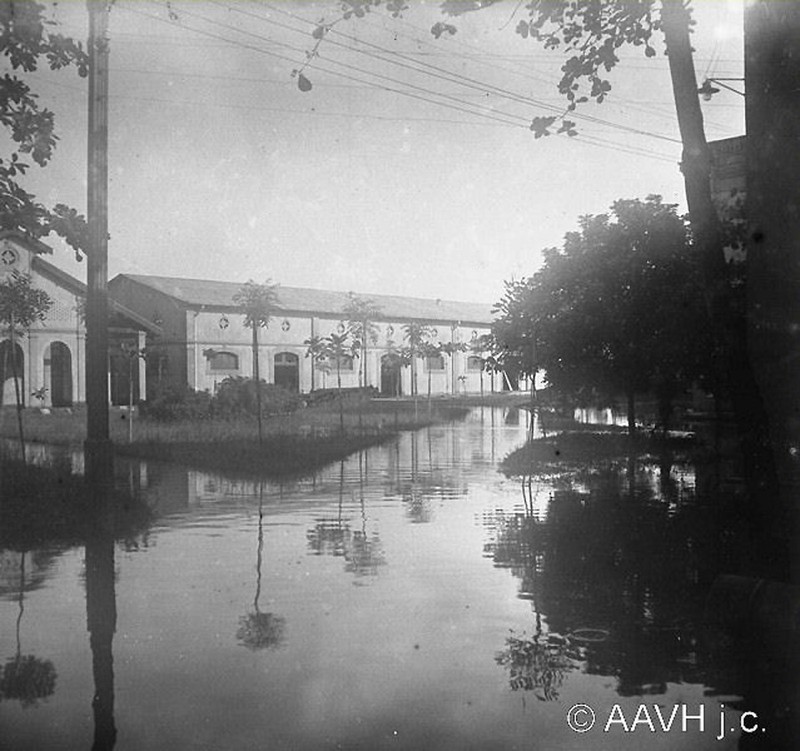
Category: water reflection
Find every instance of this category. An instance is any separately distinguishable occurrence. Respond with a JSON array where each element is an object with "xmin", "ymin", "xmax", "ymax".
[
  {"xmin": 237, "ymin": 483, "xmax": 286, "ymax": 651},
  {"xmin": 85, "ymin": 493, "xmax": 118, "ymax": 751},
  {"xmin": 0, "ymin": 461, "xmax": 152, "ymax": 750},
  {"xmin": 495, "ymin": 616, "xmax": 577, "ymax": 701},
  {"xmin": 487, "ymin": 459, "xmax": 752, "ymax": 700},
  {"xmin": 3, "ymin": 408, "xmax": 787, "ymax": 750},
  {"xmin": 307, "ymin": 457, "xmax": 387, "ymax": 584},
  {"xmin": 0, "ymin": 552, "xmax": 58, "ymax": 708}
]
